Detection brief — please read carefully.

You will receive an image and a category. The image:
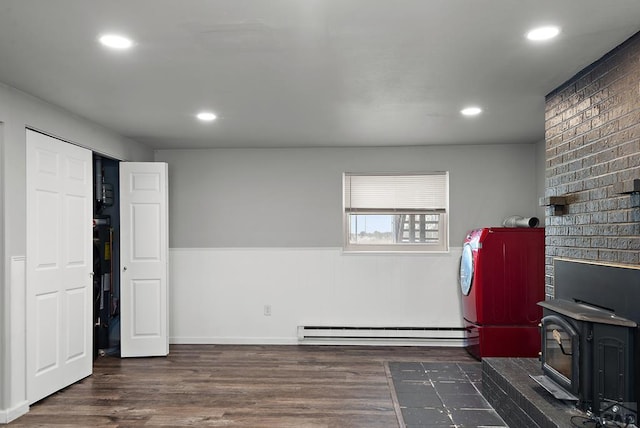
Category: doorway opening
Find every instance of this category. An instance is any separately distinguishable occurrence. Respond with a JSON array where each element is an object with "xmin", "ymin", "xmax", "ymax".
[{"xmin": 92, "ymin": 154, "xmax": 120, "ymax": 359}]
